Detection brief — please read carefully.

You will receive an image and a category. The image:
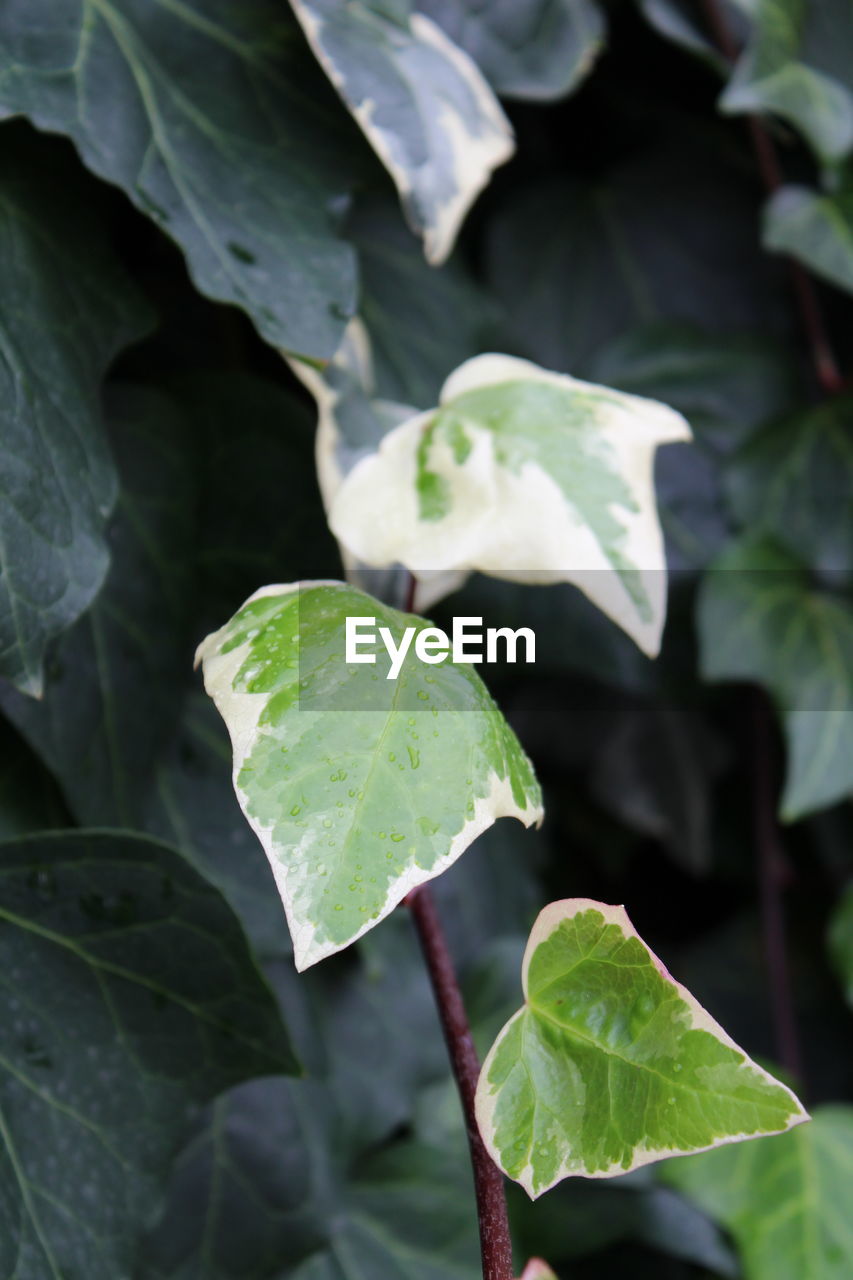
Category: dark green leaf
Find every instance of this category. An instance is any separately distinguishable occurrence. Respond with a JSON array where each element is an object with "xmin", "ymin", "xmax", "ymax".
[
  {"xmin": 142, "ymin": 691, "xmax": 291, "ymax": 962},
  {"xmin": 147, "ymin": 1073, "xmax": 479, "ymax": 1280},
  {"xmin": 511, "ymin": 1171, "xmax": 737, "ymax": 1273},
  {"xmin": 698, "ymin": 537, "xmax": 853, "ymax": 819},
  {"xmin": 764, "ymin": 183, "xmax": 853, "ymax": 297},
  {"xmin": 721, "ymin": 0, "xmax": 853, "ymax": 163},
  {"xmin": 421, "ymin": 0, "xmax": 606, "ymax": 101},
  {"xmin": 181, "ymin": 372, "xmax": 339, "ymax": 628},
  {"xmin": 636, "ymin": 0, "xmax": 736, "ymax": 72},
  {"xmin": 829, "ymin": 882, "xmax": 853, "ymax": 1008},
  {"xmin": 0, "ymin": 0, "xmax": 368, "ymax": 359},
  {"xmin": 0, "ymin": 130, "xmax": 152, "ymax": 696},
  {"xmin": 484, "ymin": 141, "xmax": 790, "ymax": 376},
  {"xmin": 0, "ymin": 716, "xmax": 68, "ymax": 839},
  {"xmin": 0, "ymin": 829, "xmax": 297, "ymax": 1280},
  {"xmin": 587, "ymin": 705, "xmax": 724, "ymax": 874},
  {"xmin": 350, "ymin": 194, "xmax": 502, "ymax": 407},
  {"xmin": 725, "ymin": 396, "xmax": 853, "ymax": 578},
  {"xmin": 588, "ymin": 322, "xmax": 801, "ymax": 455},
  {"xmin": 0, "ymin": 385, "xmax": 196, "ymax": 826}
]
